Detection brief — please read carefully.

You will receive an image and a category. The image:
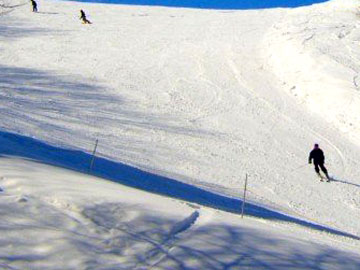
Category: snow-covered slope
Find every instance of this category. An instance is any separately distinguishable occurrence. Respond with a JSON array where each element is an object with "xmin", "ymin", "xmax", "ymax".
[
  {"xmin": 1, "ymin": 157, "xmax": 360, "ymax": 269},
  {"xmin": 1, "ymin": 0, "xmax": 360, "ymax": 268},
  {"xmin": 265, "ymin": 0, "xmax": 360, "ymax": 145}
]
